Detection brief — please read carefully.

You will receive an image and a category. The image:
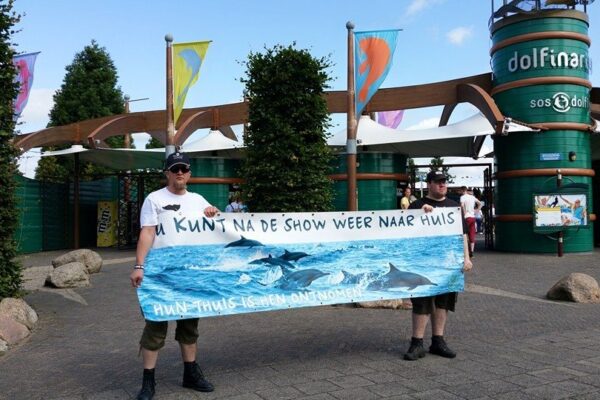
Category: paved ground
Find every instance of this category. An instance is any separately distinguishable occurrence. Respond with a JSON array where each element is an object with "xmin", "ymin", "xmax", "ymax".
[{"xmin": 2, "ymin": 241, "xmax": 600, "ymax": 400}]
